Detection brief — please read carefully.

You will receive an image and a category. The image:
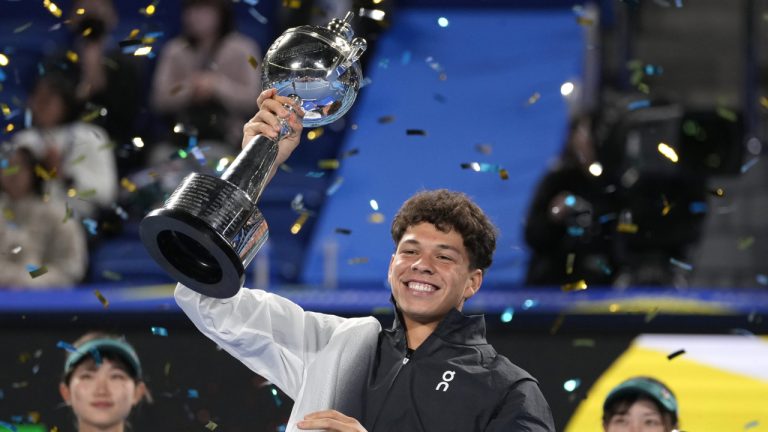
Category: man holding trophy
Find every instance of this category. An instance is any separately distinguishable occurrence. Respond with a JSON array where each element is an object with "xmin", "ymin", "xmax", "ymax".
[{"xmin": 142, "ymin": 12, "xmax": 554, "ymax": 432}]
